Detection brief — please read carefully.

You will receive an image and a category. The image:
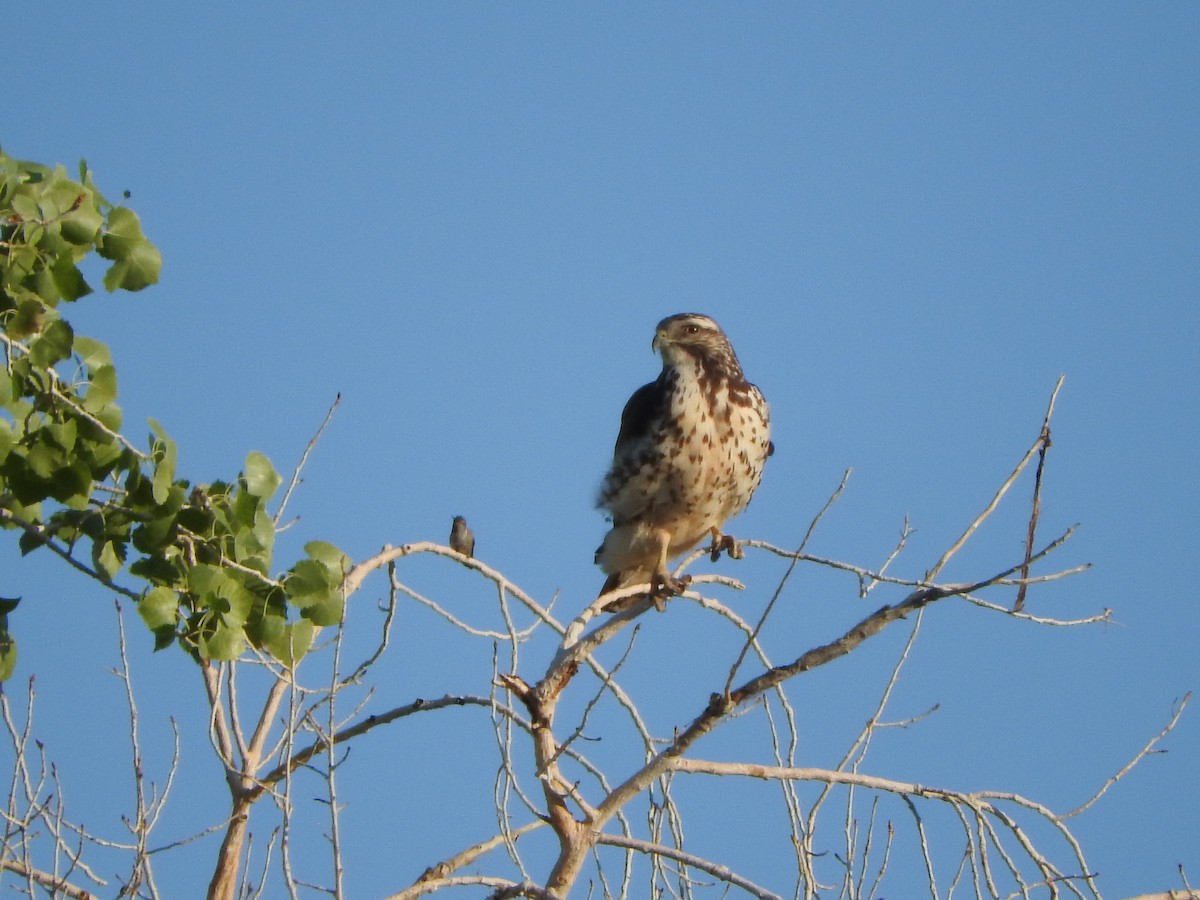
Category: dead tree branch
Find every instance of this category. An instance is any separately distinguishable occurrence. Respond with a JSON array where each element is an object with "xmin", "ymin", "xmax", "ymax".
[
  {"xmin": 1063, "ymin": 691, "xmax": 1192, "ymax": 819},
  {"xmin": 595, "ymin": 832, "xmax": 784, "ymax": 900}
]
